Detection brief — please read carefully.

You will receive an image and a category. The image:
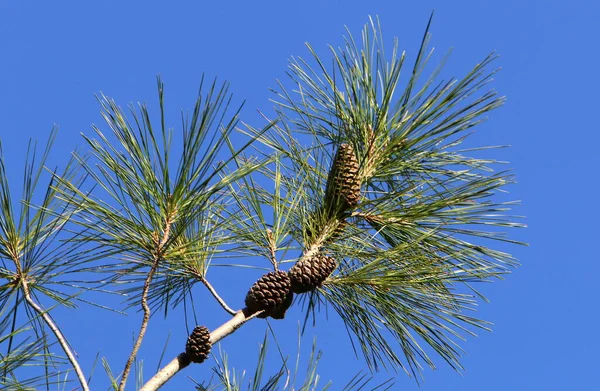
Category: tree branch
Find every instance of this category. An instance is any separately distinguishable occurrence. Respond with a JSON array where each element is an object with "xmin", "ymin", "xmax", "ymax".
[
  {"xmin": 138, "ymin": 352, "xmax": 191, "ymax": 391},
  {"xmin": 18, "ymin": 273, "xmax": 90, "ymax": 391},
  {"xmin": 302, "ymin": 218, "xmax": 340, "ymax": 260},
  {"xmin": 139, "ymin": 308, "xmax": 263, "ymax": 391},
  {"xmin": 119, "ymin": 220, "xmax": 173, "ymax": 391},
  {"xmin": 196, "ymin": 274, "xmax": 237, "ymax": 316}
]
